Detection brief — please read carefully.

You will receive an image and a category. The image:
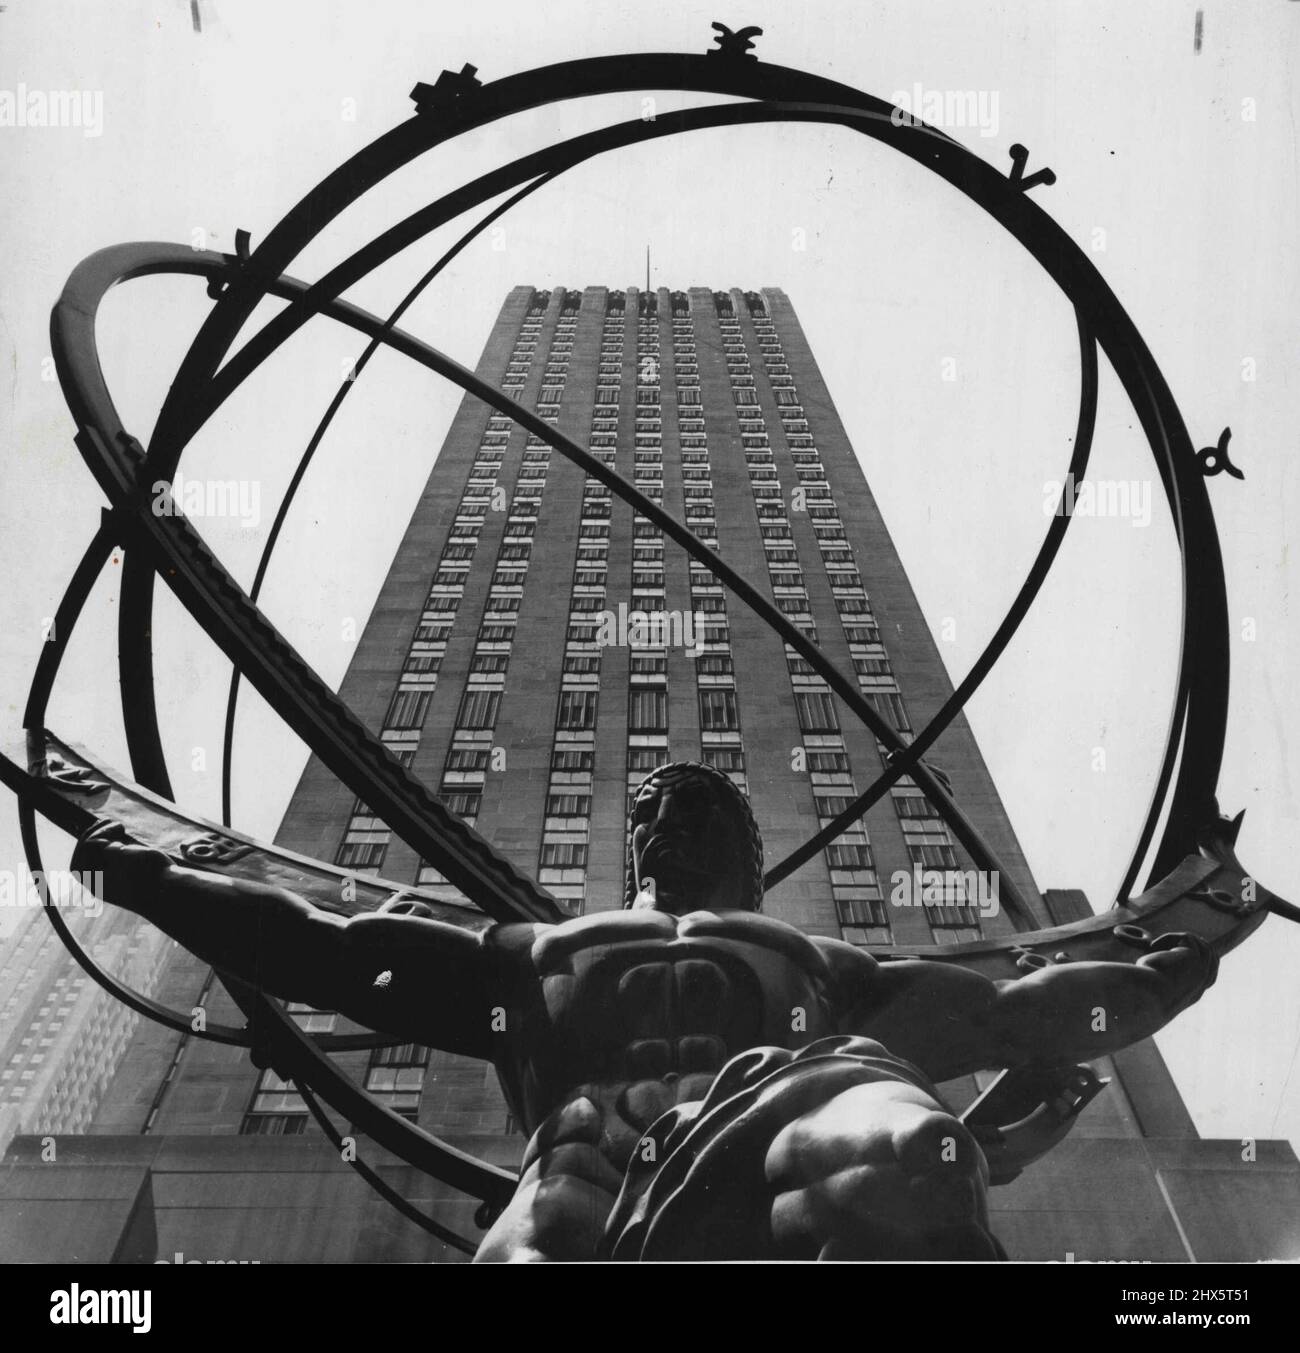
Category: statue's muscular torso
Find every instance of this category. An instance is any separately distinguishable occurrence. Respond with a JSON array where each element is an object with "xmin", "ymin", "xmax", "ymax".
[{"xmin": 485, "ymin": 908, "xmax": 856, "ymax": 1172}]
